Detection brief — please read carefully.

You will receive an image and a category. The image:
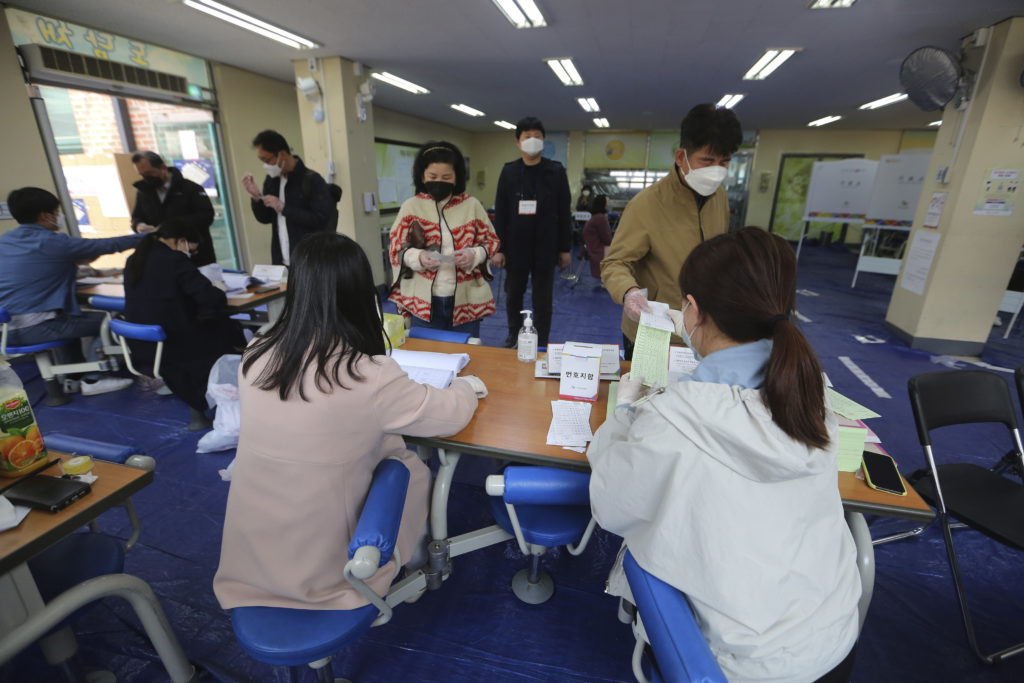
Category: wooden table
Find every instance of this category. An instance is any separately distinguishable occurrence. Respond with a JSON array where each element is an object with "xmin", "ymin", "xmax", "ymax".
[
  {"xmin": 76, "ymin": 281, "xmax": 288, "ymax": 314},
  {"xmin": 0, "ymin": 454, "xmax": 193, "ymax": 680},
  {"xmin": 0, "ymin": 454, "xmax": 152, "ymax": 575},
  {"xmin": 401, "ymin": 339, "xmax": 934, "ymax": 527}
]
